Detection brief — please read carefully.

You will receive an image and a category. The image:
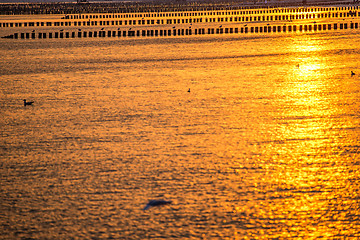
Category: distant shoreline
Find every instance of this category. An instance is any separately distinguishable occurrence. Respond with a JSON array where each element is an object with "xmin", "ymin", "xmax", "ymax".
[{"xmin": 0, "ymin": 0, "xmax": 358, "ymax": 15}]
